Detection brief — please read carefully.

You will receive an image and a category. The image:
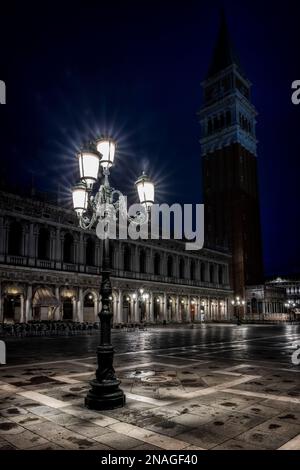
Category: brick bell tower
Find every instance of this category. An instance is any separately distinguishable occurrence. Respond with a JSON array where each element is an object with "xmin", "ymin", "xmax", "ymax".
[{"xmin": 199, "ymin": 12, "xmax": 264, "ymax": 296}]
